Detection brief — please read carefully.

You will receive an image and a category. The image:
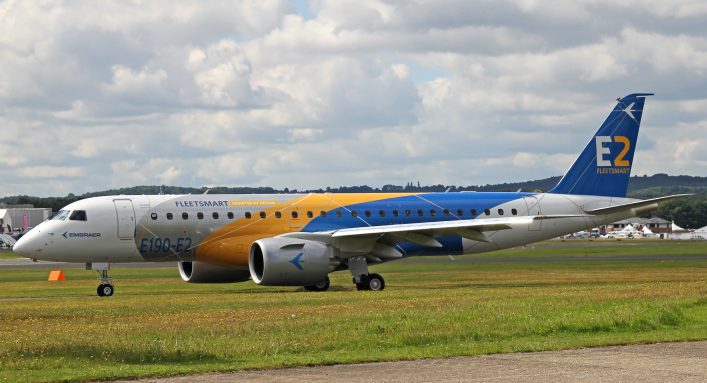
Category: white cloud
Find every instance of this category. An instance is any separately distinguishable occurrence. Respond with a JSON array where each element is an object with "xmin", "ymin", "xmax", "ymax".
[
  {"xmin": 0, "ymin": 0, "xmax": 705, "ymax": 197},
  {"xmin": 104, "ymin": 66, "xmax": 168, "ymax": 96},
  {"xmin": 17, "ymin": 166, "xmax": 83, "ymax": 179}
]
